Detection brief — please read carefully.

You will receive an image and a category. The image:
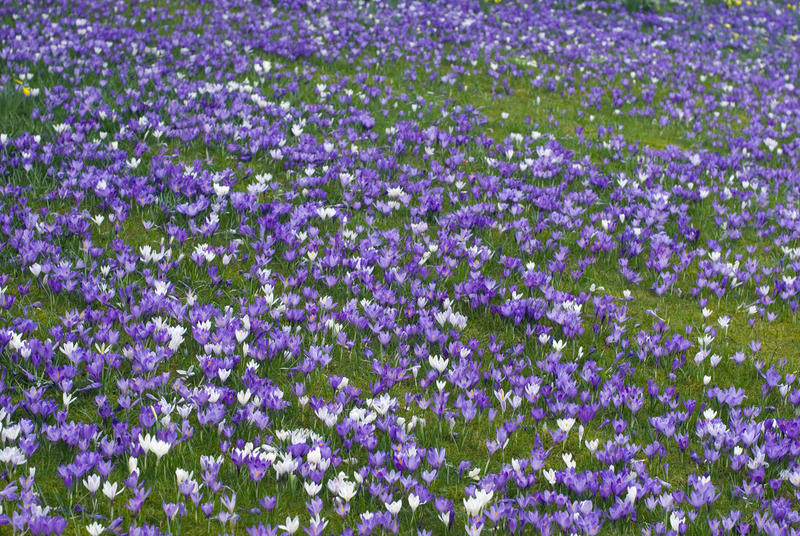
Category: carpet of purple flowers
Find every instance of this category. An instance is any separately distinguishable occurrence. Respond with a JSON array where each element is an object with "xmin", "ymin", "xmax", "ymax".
[{"xmin": 2, "ymin": 0, "xmax": 800, "ymax": 535}]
